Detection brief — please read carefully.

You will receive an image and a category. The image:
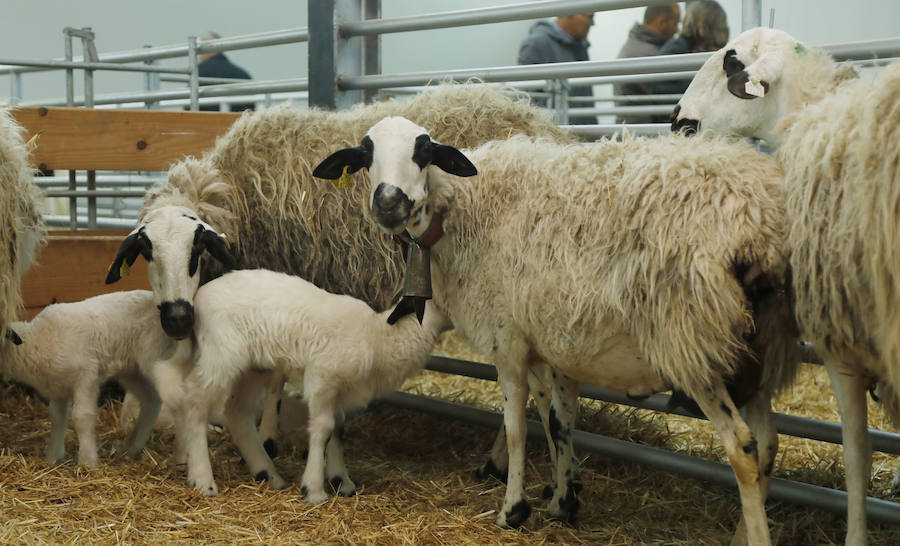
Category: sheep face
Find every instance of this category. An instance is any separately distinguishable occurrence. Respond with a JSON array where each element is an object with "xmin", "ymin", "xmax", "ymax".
[
  {"xmin": 106, "ymin": 205, "xmax": 236, "ymax": 340},
  {"xmin": 672, "ymin": 27, "xmax": 798, "ymax": 144},
  {"xmin": 312, "ymin": 116, "xmax": 476, "ymax": 237}
]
